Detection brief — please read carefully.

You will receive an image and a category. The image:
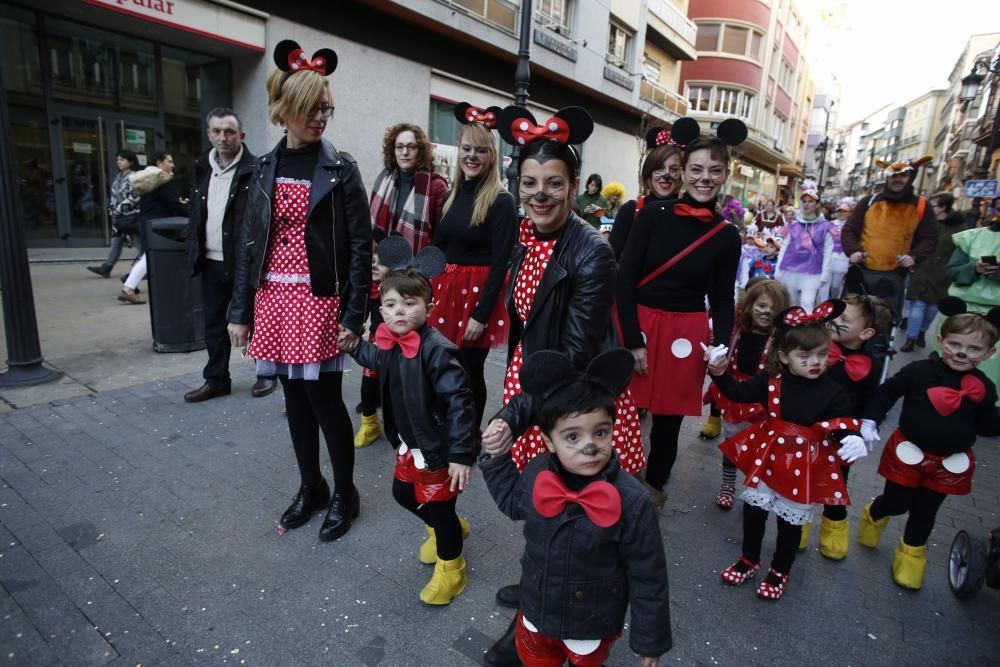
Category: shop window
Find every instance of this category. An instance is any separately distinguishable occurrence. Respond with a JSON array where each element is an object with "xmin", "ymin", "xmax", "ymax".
[
  {"xmin": 607, "ymin": 19, "xmax": 632, "ymax": 69},
  {"xmin": 695, "ymin": 22, "xmax": 719, "ymax": 52},
  {"xmin": 0, "ymin": 6, "xmax": 43, "ymax": 107},
  {"xmin": 46, "ymin": 18, "xmax": 116, "ymax": 109}
]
